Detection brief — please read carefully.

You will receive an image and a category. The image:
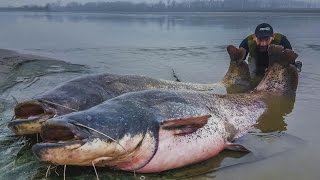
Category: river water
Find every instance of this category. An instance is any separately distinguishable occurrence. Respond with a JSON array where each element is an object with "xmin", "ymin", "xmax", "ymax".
[{"xmin": 0, "ymin": 11, "xmax": 319, "ymax": 179}]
